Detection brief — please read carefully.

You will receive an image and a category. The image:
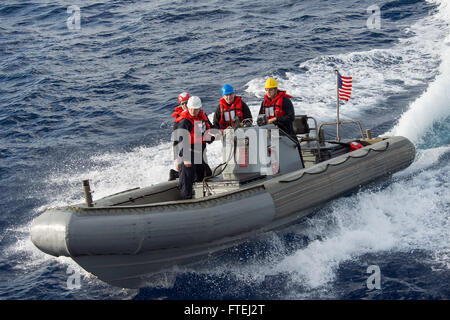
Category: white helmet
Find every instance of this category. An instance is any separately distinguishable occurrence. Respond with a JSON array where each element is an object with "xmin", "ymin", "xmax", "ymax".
[{"xmin": 187, "ymin": 96, "xmax": 202, "ymax": 109}]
